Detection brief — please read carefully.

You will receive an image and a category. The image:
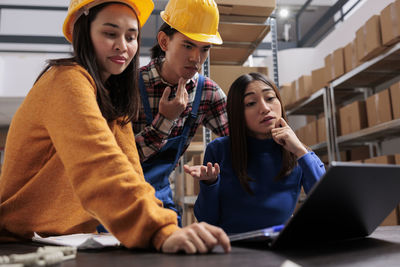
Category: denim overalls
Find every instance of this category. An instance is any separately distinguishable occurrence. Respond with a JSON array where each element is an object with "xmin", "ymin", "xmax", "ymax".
[{"xmin": 139, "ymin": 74, "xmax": 204, "ymax": 225}]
